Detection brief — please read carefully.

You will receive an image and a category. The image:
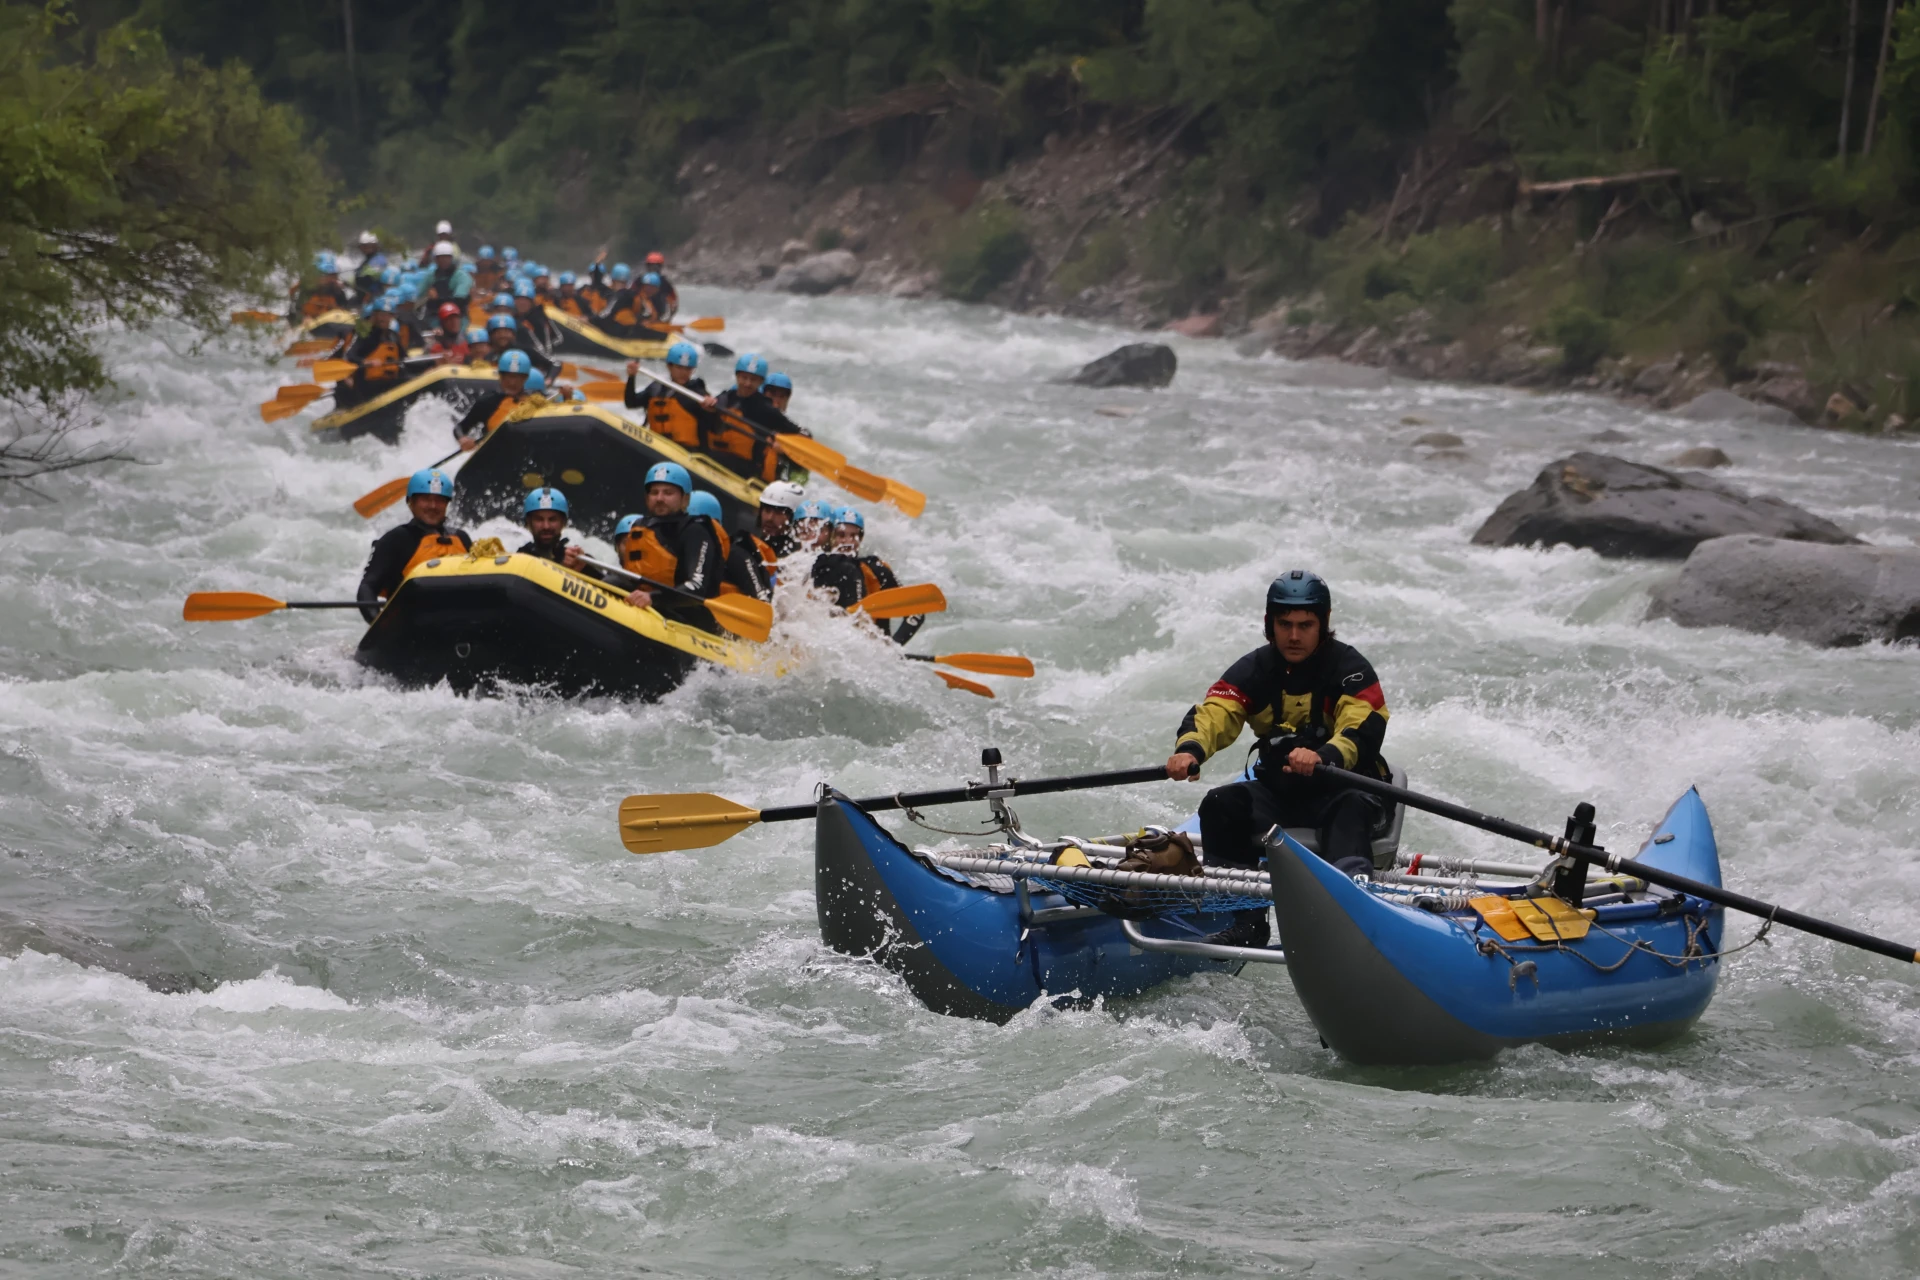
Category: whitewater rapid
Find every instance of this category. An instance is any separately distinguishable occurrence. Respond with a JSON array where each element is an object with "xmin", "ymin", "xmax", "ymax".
[{"xmin": 2, "ymin": 288, "xmax": 1918, "ymax": 1277}]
